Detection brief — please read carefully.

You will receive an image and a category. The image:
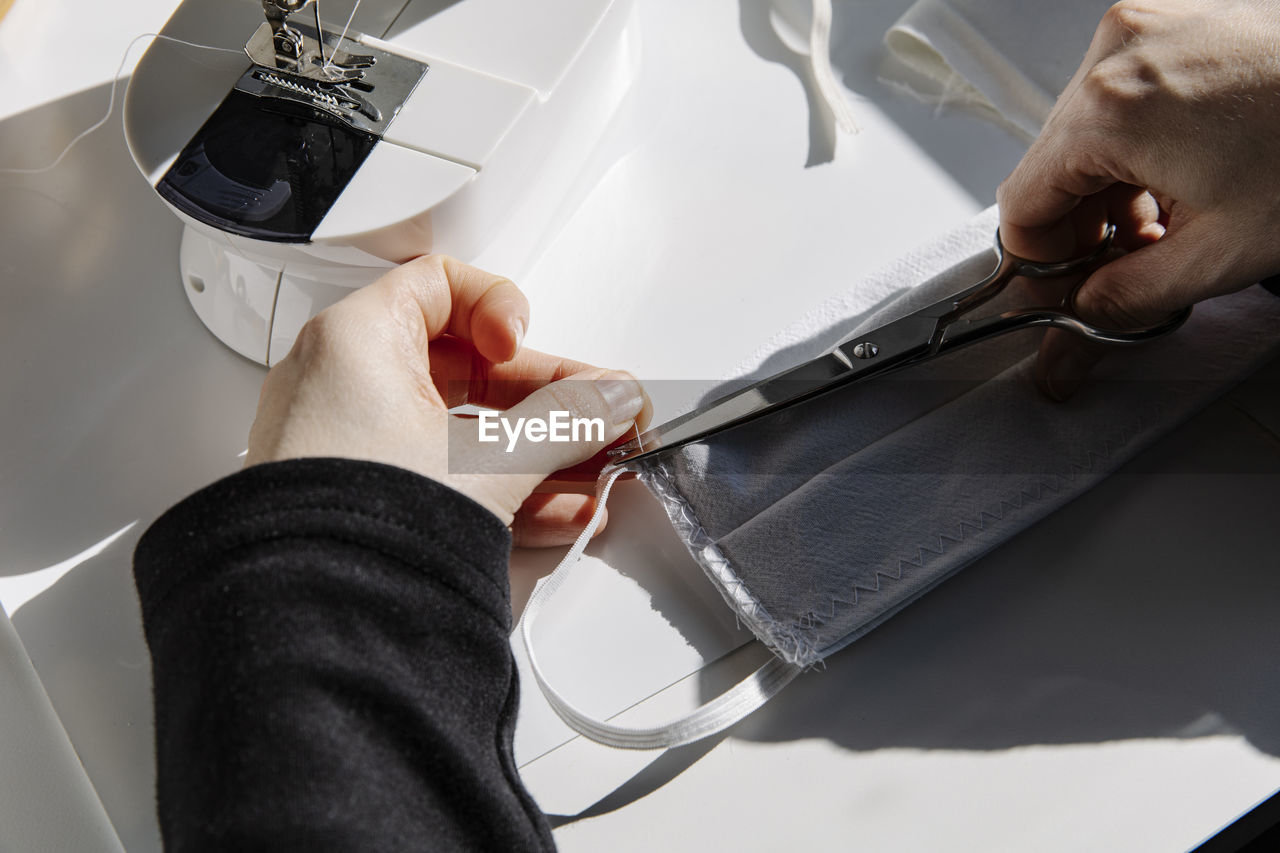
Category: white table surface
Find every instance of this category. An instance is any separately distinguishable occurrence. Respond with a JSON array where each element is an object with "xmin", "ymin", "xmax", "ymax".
[{"xmin": 1, "ymin": 1, "xmax": 1277, "ymax": 851}]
